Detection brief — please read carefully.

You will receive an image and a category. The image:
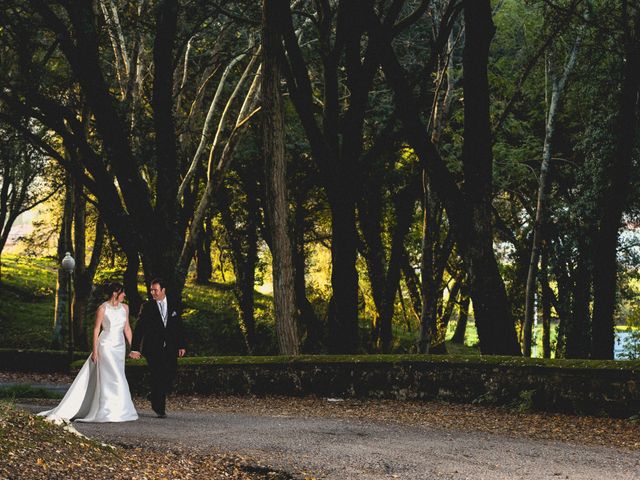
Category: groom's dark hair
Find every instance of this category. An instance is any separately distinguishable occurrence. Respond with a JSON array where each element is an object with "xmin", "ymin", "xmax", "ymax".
[{"xmin": 150, "ymin": 277, "xmax": 166, "ymax": 290}]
